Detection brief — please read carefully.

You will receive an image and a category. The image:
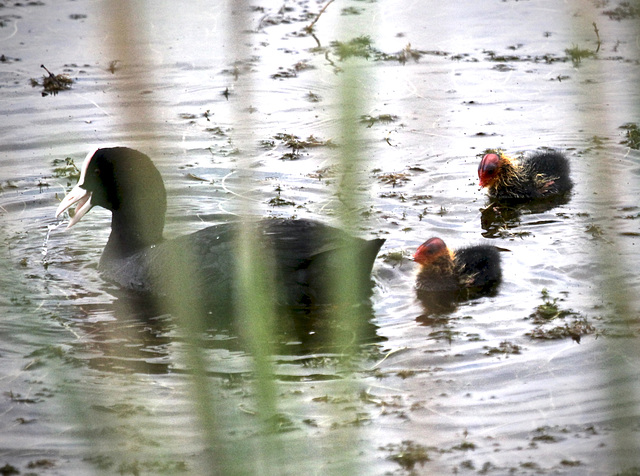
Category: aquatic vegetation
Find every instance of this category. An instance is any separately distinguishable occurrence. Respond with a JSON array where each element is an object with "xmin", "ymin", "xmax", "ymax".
[
  {"xmin": 0, "ymin": 463, "xmax": 20, "ymax": 475},
  {"xmin": 525, "ymin": 289, "xmax": 596, "ymax": 342},
  {"xmin": 380, "ymin": 249, "xmax": 410, "ymax": 266},
  {"xmin": 0, "ymin": 54, "xmax": 20, "ymax": 63},
  {"xmin": 307, "ymin": 164, "xmax": 339, "ymax": 181},
  {"xmin": 585, "ymin": 223, "xmax": 606, "ymax": 240},
  {"xmin": 331, "ymin": 35, "xmax": 377, "ymax": 60},
  {"xmin": 397, "ymin": 43, "xmax": 426, "ymax": 64},
  {"xmin": 565, "ymin": 44, "xmax": 596, "ymax": 65},
  {"xmin": 387, "ymin": 46, "xmax": 450, "ymax": 64},
  {"xmin": 484, "ymin": 49, "xmax": 567, "ymax": 64},
  {"xmin": 528, "ymin": 289, "xmax": 575, "ymax": 323},
  {"xmin": 484, "ymin": 51, "xmax": 521, "ymax": 62},
  {"xmin": 272, "ymin": 133, "xmax": 335, "ymax": 160},
  {"xmin": 603, "ymin": 1, "xmax": 640, "ymax": 20},
  {"xmin": 376, "ymin": 172, "xmax": 410, "ymax": 187},
  {"xmin": 428, "ymin": 328, "xmax": 461, "ymax": 343},
  {"xmin": 205, "ymin": 126, "xmax": 228, "ymax": 137},
  {"xmin": 450, "ymin": 440, "xmax": 476, "ymax": 451},
  {"xmin": 328, "ymin": 35, "xmax": 450, "ymax": 65},
  {"xmin": 178, "ymin": 113, "xmax": 198, "ymax": 121},
  {"xmin": 267, "ymin": 186, "xmax": 295, "ymax": 207},
  {"xmin": 492, "ymin": 63, "xmax": 515, "ymax": 72},
  {"xmin": 341, "ymin": 6, "xmax": 363, "ymax": 15},
  {"xmin": 305, "ymin": 91, "xmax": 321, "ymax": 102},
  {"xmin": 263, "ymin": 413, "xmax": 298, "ymax": 434},
  {"xmin": 52, "ymin": 157, "xmax": 80, "ymax": 183},
  {"xmin": 107, "ymin": 59, "xmax": 120, "ymax": 73},
  {"xmin": 380, "ymin": 440, "xmax": 431, "ymax": 470},
  {"xmin": 620, "ymin": 122, "xmax": 640, "ymax": 149},
  {"xmin": 360, "ymin": 114, "xmax": 399, "ymax": 126},
  {"xmin": 271, "ymin": 61, "xmax": 314, "ymax": 79},
  {"xmin": 30, "ymin": 65, "xmax": 73, "ymax": 96},
  {"xmin": 484, "ymin": 341, "xmax": 522, "ymax": 357}
]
